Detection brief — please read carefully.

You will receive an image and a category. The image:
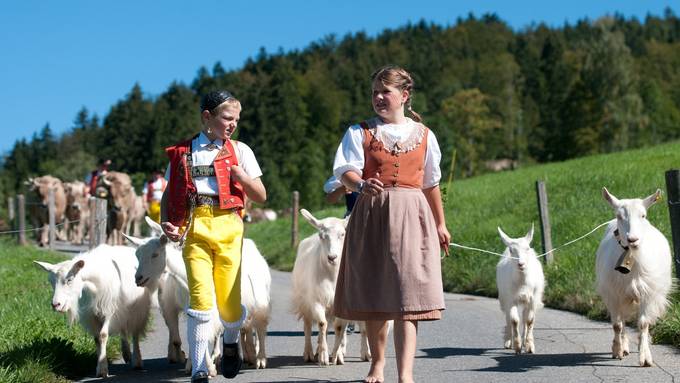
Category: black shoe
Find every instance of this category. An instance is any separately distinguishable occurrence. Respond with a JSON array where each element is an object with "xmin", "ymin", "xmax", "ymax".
[
  {"xmin": 222, "ymin": 342, "xmax": 243, "ymax": 379},
  {"xmin": 191, "ymin": 371, "xmax": 209, "ymax": 383}
]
